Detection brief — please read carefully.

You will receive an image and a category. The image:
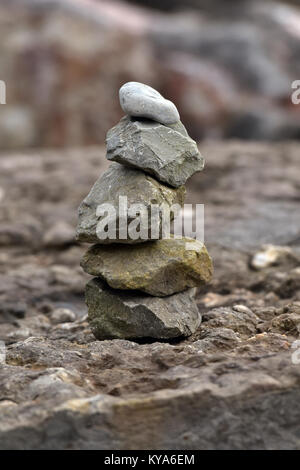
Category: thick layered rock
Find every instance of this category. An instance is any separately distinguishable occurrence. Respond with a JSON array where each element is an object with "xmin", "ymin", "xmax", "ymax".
[
  {"xmin": 106, "ymin": 117, "xmax": 204, "ymax": 188},
  {"xmin": 119, "ymin": 81, "xmax": 180, "ymax": 125},
  {"xmin": 81, "ymin": 238, "xmax": 213, "ymax": 296},
  {"xmin": 86, "ymin": 278, "xmax": 201, "ymax": 340},
  {"xmin": 76, "ymin": 163, "xmax": 185, "ymax": 244}
]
